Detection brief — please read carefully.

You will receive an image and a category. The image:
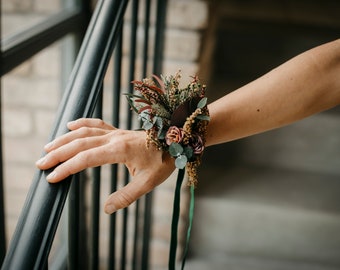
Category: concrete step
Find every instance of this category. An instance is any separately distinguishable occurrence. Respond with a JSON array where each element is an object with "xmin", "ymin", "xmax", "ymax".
[
  {"xmin": 190, "ymin": 197, "xmax": 340, "ymax": 266},
  {"xmin": 185, "ymin": 255, "xmax": 340, "ymax": 270},
  {"xmin": 196, "ymin": 165, "xmax": 340, "ymax": 213},
  {"xmin": 186, "ymin": 166, "xmax": 340, "ymax": 268}
]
